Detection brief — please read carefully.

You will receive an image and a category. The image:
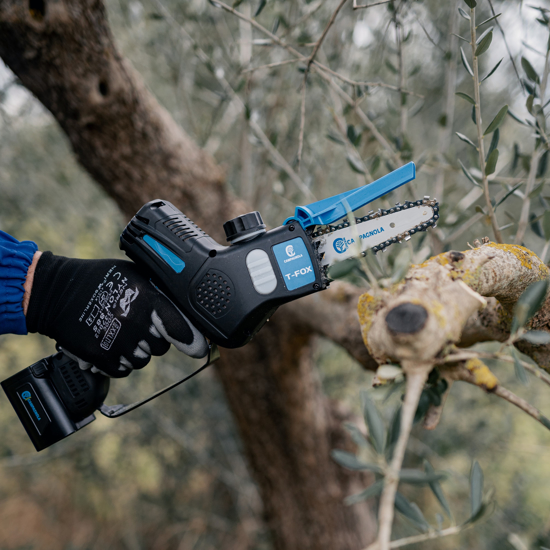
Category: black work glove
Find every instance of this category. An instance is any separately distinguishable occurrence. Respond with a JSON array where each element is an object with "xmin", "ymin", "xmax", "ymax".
[{"xmin": 26, "ymin": 252, "xmax": 208, "ymax": 378}]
